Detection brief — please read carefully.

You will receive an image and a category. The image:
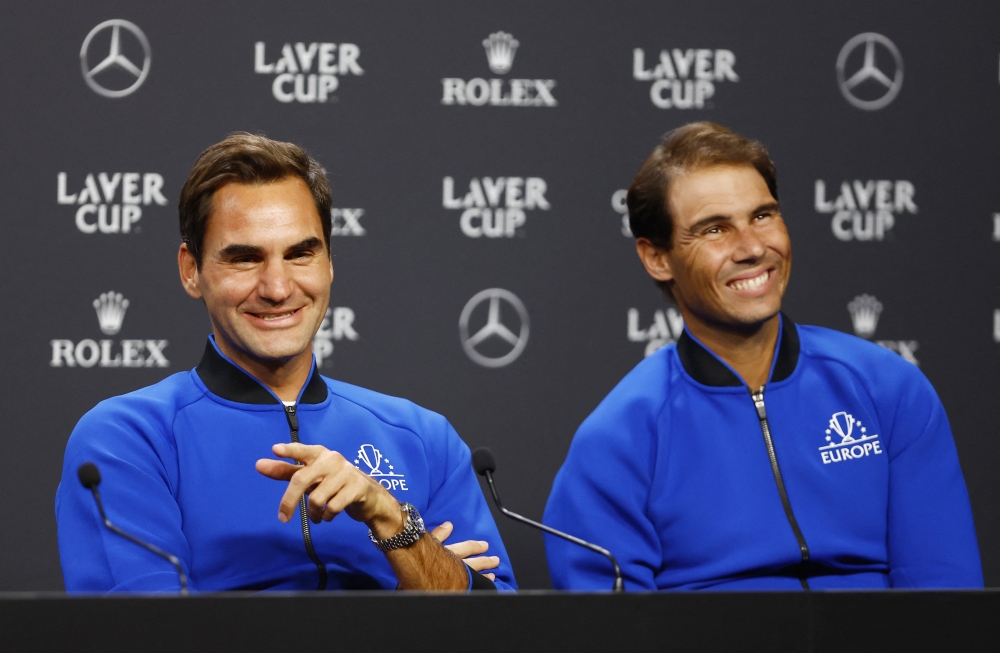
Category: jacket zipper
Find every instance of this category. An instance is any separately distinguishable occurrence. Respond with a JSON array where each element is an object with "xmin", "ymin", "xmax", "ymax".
[
  {"xmin": 283, "ymin": 404, "xmax": 328, "ymax": 591},
  {"xmin": 750, "ymin": 385, "xmax": 811, "ymax": 590}
]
